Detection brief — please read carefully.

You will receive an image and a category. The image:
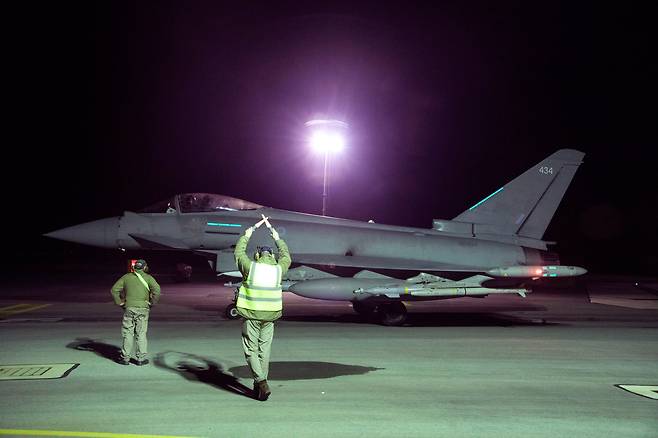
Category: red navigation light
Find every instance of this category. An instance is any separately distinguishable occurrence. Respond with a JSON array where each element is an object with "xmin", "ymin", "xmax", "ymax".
[{"xmin": 535, "ymin": 268, "xmax": 543, "ymax": 275}]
